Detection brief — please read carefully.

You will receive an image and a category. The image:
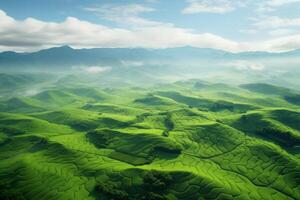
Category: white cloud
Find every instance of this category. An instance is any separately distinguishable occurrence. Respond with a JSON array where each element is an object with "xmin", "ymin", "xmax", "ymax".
[
  {"xmin": 182, "ymin": 0, "xmax": 249, "ymax": 14},
  {"xmin": 86, "ymin": 4, "xmax": 155, "ymax": 16},
  {"xmin": 121, "ymin": 60, "xmax": 145, "ymax": 67},
  {"xmin": 268, "ymin": 28, "xmax": 297, "ymax": 36},
  {"xmin": 254, "ymin": 16, "xmax": 300, "ymax": 29},
  {"xmin": 84, "ymin": 4, "xmax": 163, "ymax": 27},
  {"xmin": 265, "ymin": 0, "xmax": 300, "ymax": 6},
  {"xmin": 0, "ymin": 9, "xmax": 243, "ymax": 52},
  {"xmin": 182, "ymin": 0, "xmax": 235, "ymax": 14},
  {"xmin": 1, "ymin": 9, "xmax": 300, "ymax": 53},
  {"xmin": 72, "ymin": 66, "xmax": 112, "ymax": 74},
  {"xmin": 84, "ymin": 66, "xmax": 112, "ymax": 74},
  {"xmin": 257, "ymin": 0, "xmax": 300, "ymax": 13},
  {"xmin": 263, "ymin": 34, "xmax": 300, "ymax": 51},
  {"xmin": 182, "ymin": 0, "xmax": 300, "ymax": 15},
  {"xmin": 227, "ymin": 60, "xmax": 265, "ymax": 71}
]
